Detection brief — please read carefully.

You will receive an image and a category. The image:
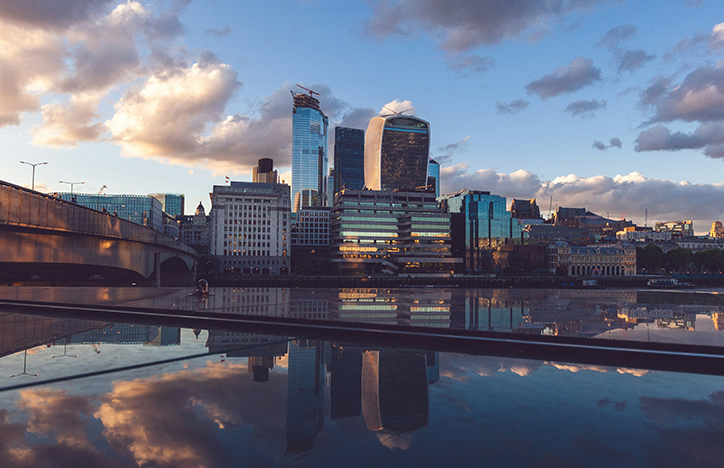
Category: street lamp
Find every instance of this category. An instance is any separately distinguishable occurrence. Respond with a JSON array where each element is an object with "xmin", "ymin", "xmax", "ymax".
[
  {"xmin": 19, "ymin": 161, "xmax": 48, "ymax": 190},
  {"xmin": 59, "ymin": 180, "xmax": 85, "ymax": 197}
]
